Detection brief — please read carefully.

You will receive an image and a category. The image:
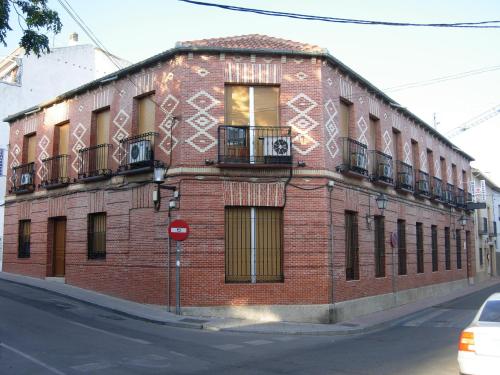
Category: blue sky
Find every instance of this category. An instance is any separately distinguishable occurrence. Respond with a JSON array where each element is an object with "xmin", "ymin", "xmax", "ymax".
[{"xmin": 2, "ymin": 0, "xmax": 500, "ymax": 183}]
